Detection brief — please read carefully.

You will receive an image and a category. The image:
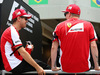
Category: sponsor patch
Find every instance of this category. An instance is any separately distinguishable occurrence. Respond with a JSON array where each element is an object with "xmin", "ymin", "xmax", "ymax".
[
  {"xmin": 15, "ymin": 40, "xmax": 21, "ymax": 43},
  {"xmin": 68, "ymin": 23, "xmax": 84, "ymax": 32}
]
